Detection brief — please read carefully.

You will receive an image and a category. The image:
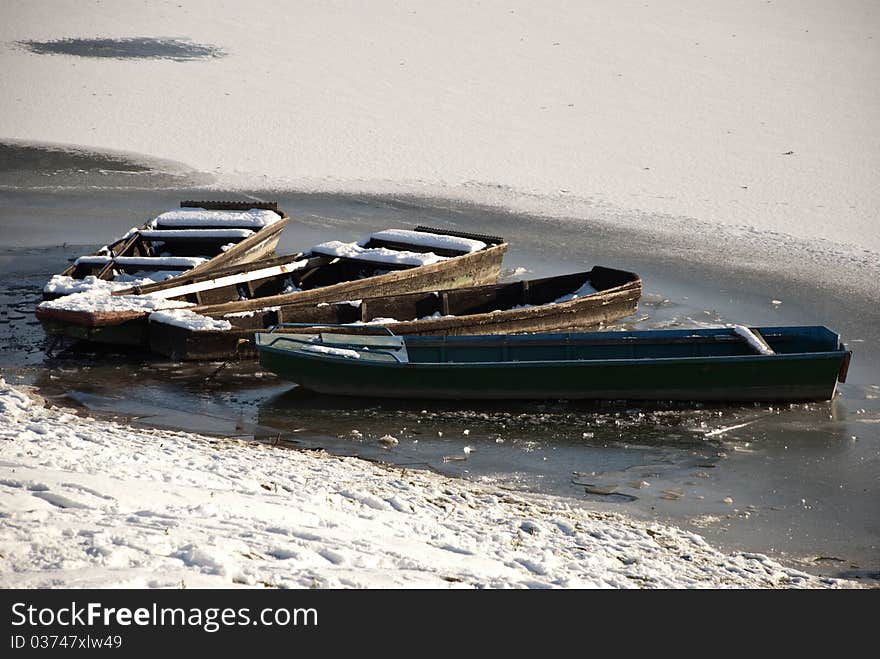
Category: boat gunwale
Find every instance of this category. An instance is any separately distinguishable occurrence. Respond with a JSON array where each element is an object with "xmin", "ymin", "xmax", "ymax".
[
  {"xmin": 255, "ymin": 336, "xmax": 848, "ymax": 370},
  {"xmin": 257, "ymin": 344, "xmax": 849, "ymax": 368}
]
